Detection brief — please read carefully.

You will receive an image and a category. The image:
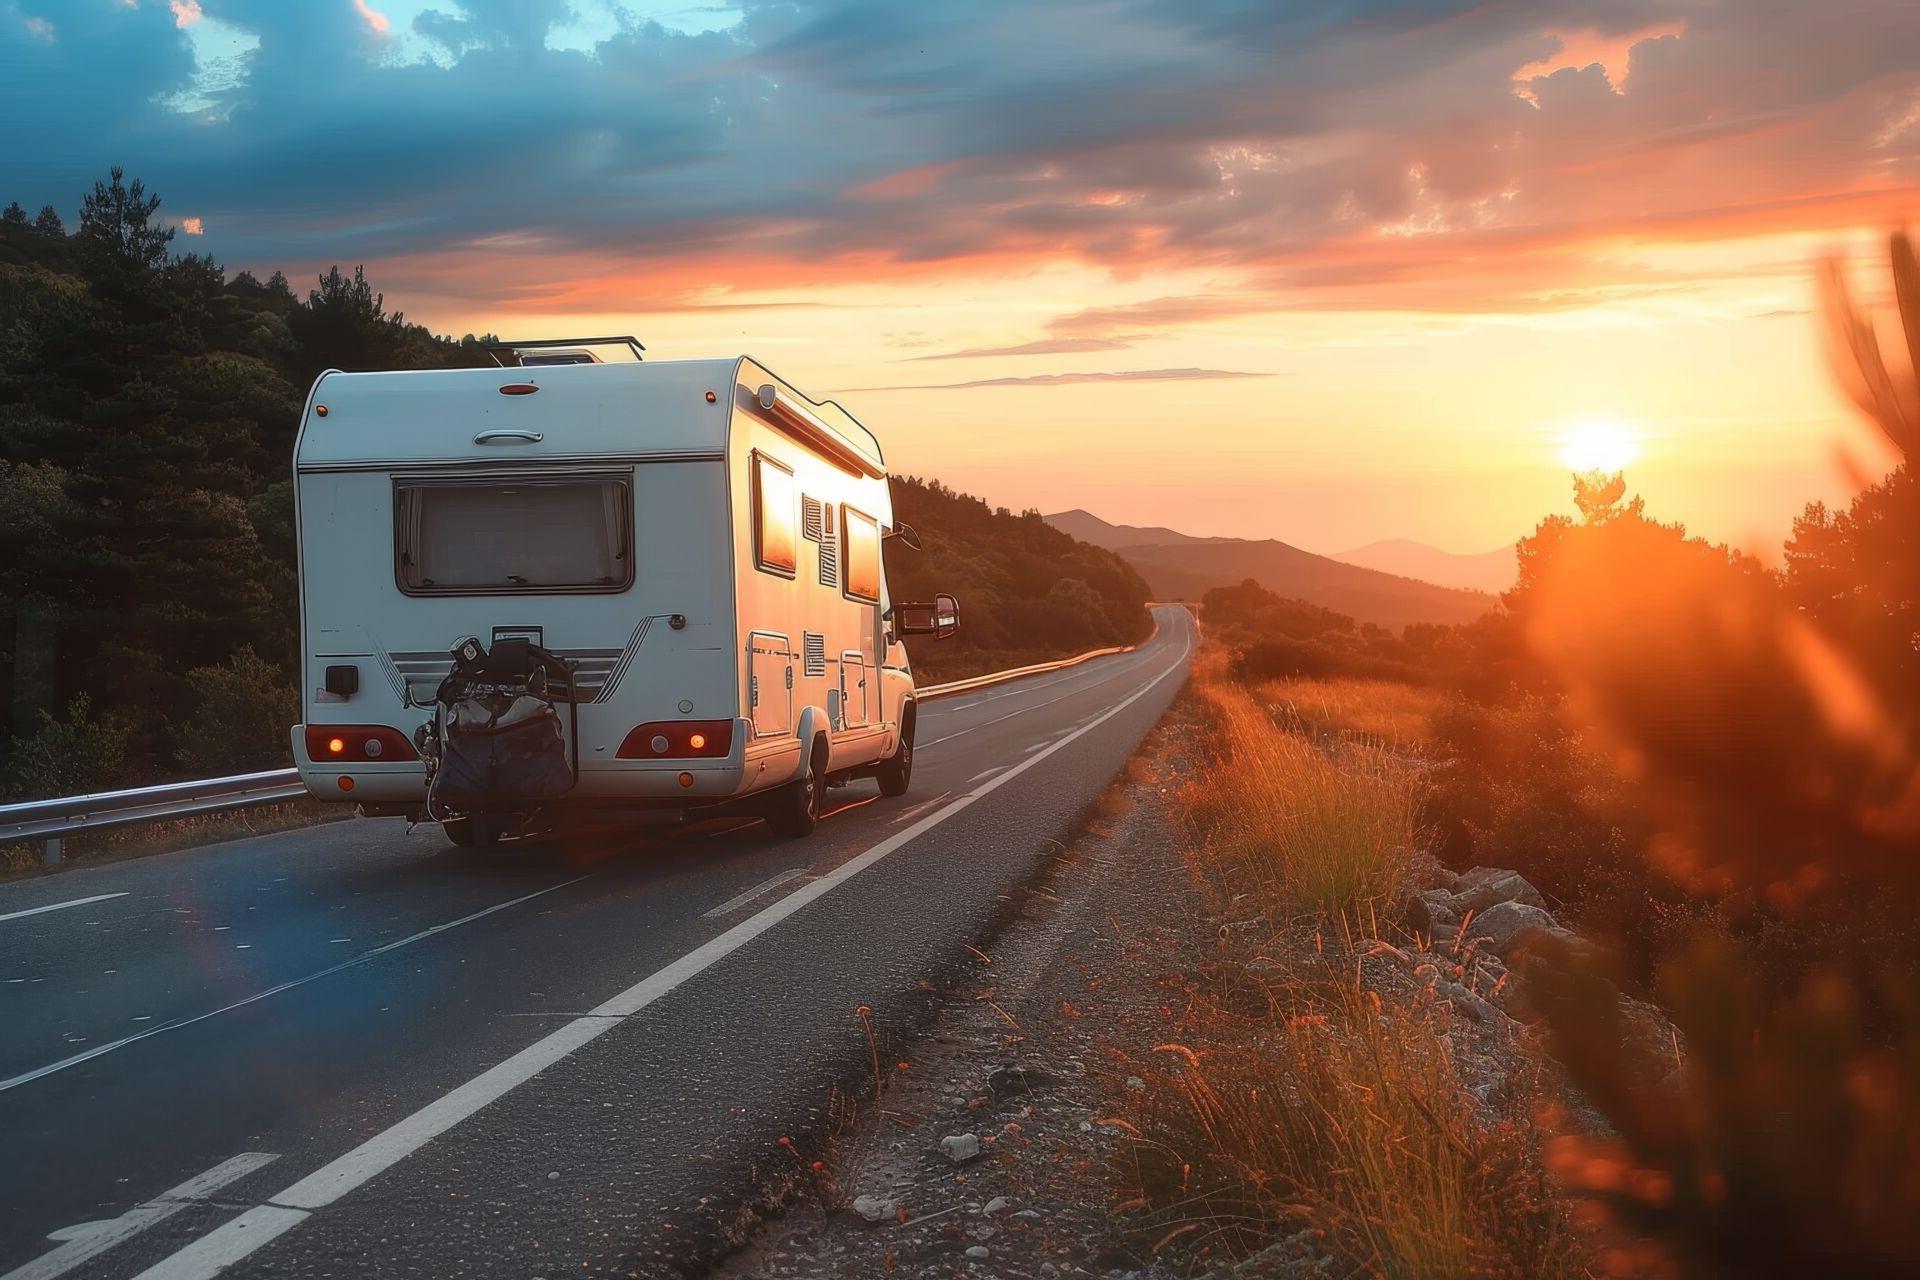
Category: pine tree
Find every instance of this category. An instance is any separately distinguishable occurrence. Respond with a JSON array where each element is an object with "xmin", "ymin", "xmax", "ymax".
[
  {"xmin": 32, "ymin": 204, "xmax": 63, "ymax": 236},
  {"xmin": 77, "ymin": 166, "xmax": 173, "ymax": 273},
  {"xmin": 1, "ymin": 201, "xmax": 26, "ymax": 227}
]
